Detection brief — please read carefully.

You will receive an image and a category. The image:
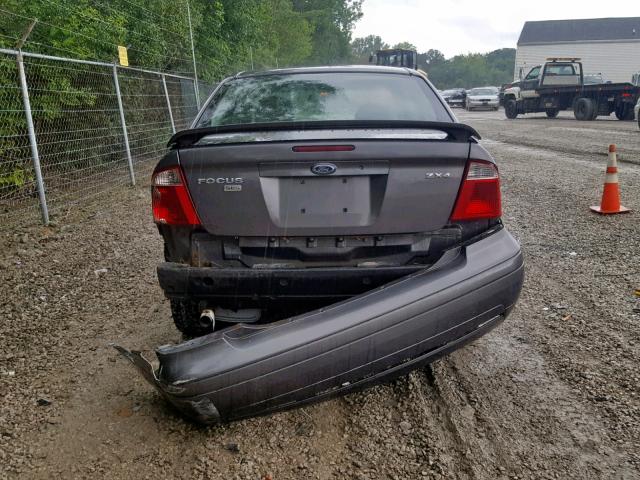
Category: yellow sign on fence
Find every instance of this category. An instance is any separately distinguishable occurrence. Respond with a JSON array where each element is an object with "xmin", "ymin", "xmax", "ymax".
[{"xmin": 118, "ymin": 46, "xmax": 129, "ymax": 67}]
